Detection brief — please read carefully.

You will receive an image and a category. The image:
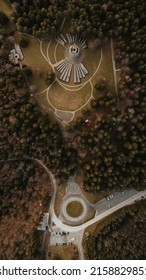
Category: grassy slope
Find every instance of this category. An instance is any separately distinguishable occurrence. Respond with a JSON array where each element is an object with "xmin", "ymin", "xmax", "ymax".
[
  {"xmin": 47, "ymin": 81, "xmax": 91, "ymax": 111},
  {"xmin": 15, "ymin": 34, "xmax": 52, "ymax": 92},
  {"xmin": 13, "ymin": 19, "xmax": 115, "ymax": 117},
  {"xmin": 0, "ymin": 0, "xmax": 12, "ymax": 17},
  {"xmin": 37, "ymin": 89, "xmax": 55, "ymax": 112},
  {"xmin": 0, "ymin": 0, "xmax": 15, "ymax": 31},
  {"xmin": 50, "ymin": 245, "xmax": 79, "ymax": 260},
  {"xmin": 96, "ymin": 41, "xmax": 115, "ymax": 95}
]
